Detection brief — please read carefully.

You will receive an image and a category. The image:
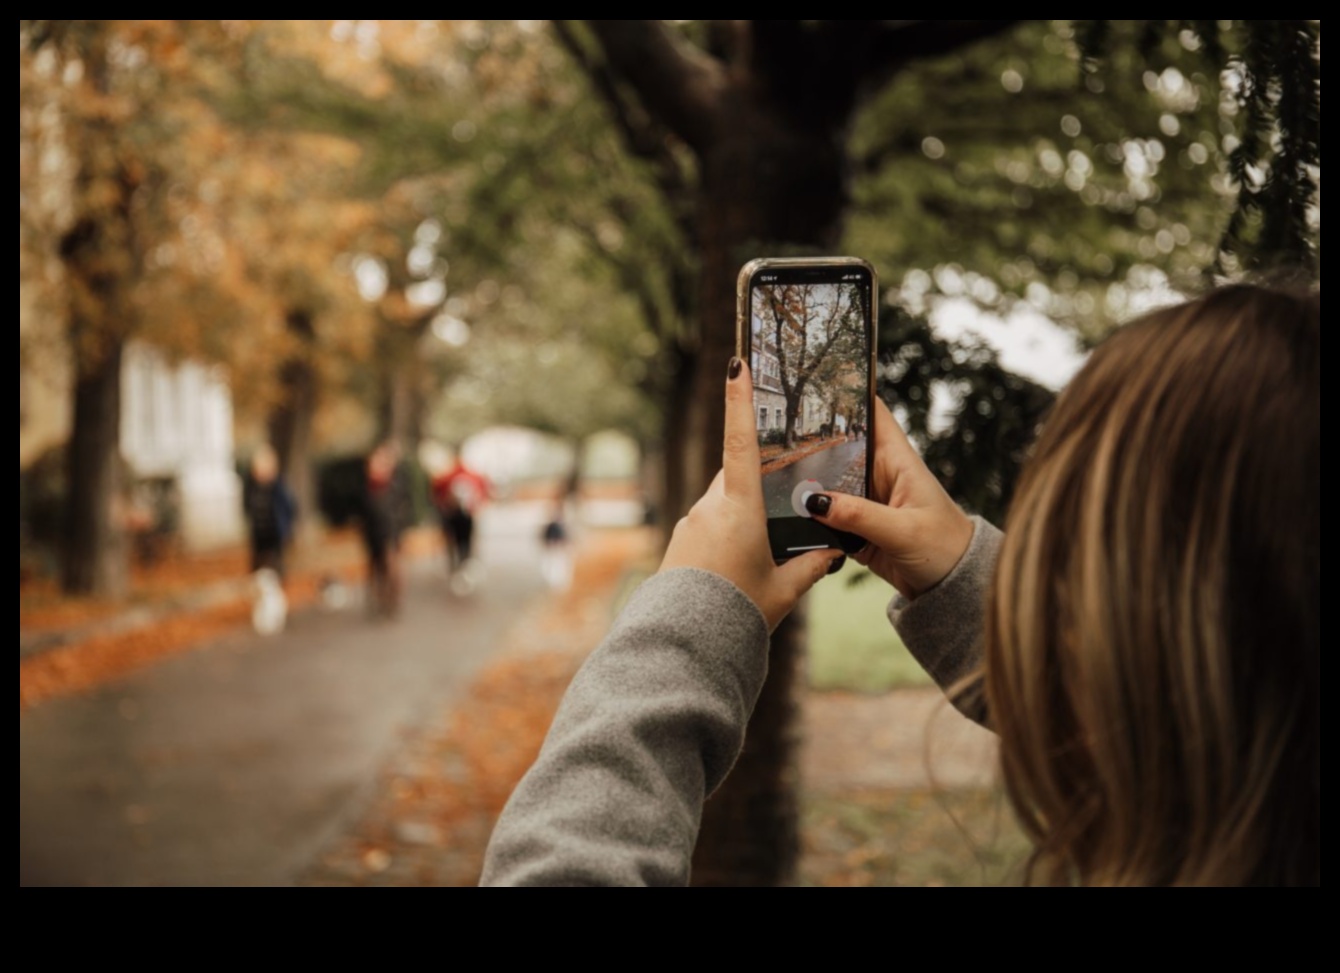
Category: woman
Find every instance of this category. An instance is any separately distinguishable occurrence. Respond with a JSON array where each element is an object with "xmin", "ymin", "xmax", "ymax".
[{"xmin": 480, "ymin": 281, "xmax": 1319, "ymax": 886}]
